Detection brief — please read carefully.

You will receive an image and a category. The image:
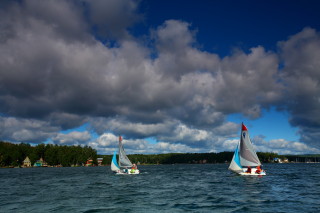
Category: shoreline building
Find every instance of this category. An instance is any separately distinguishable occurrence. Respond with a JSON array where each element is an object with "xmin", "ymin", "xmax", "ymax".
[
  {"xmin": 97, "ymin": 158, "xmax": 103, "ymax": 166},
  {"xmin": 33, "ymin": 157, "xmax": 48, "ymax": 167},
  {"xmin": 22, "ymin": 156, "xmax": 31, "ymax": 167},
  {"xmin": 86, "ymin": 159, "xmax": 93, "ymax": 167}
]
